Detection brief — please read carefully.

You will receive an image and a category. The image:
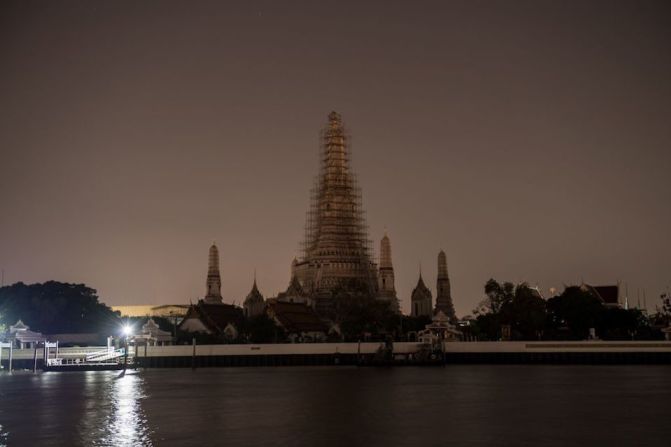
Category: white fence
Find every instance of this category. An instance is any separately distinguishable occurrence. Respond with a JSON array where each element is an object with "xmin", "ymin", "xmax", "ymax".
[{"xmin": 4, "ymin": 340, "xmax": 671, "ymax": 361}]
